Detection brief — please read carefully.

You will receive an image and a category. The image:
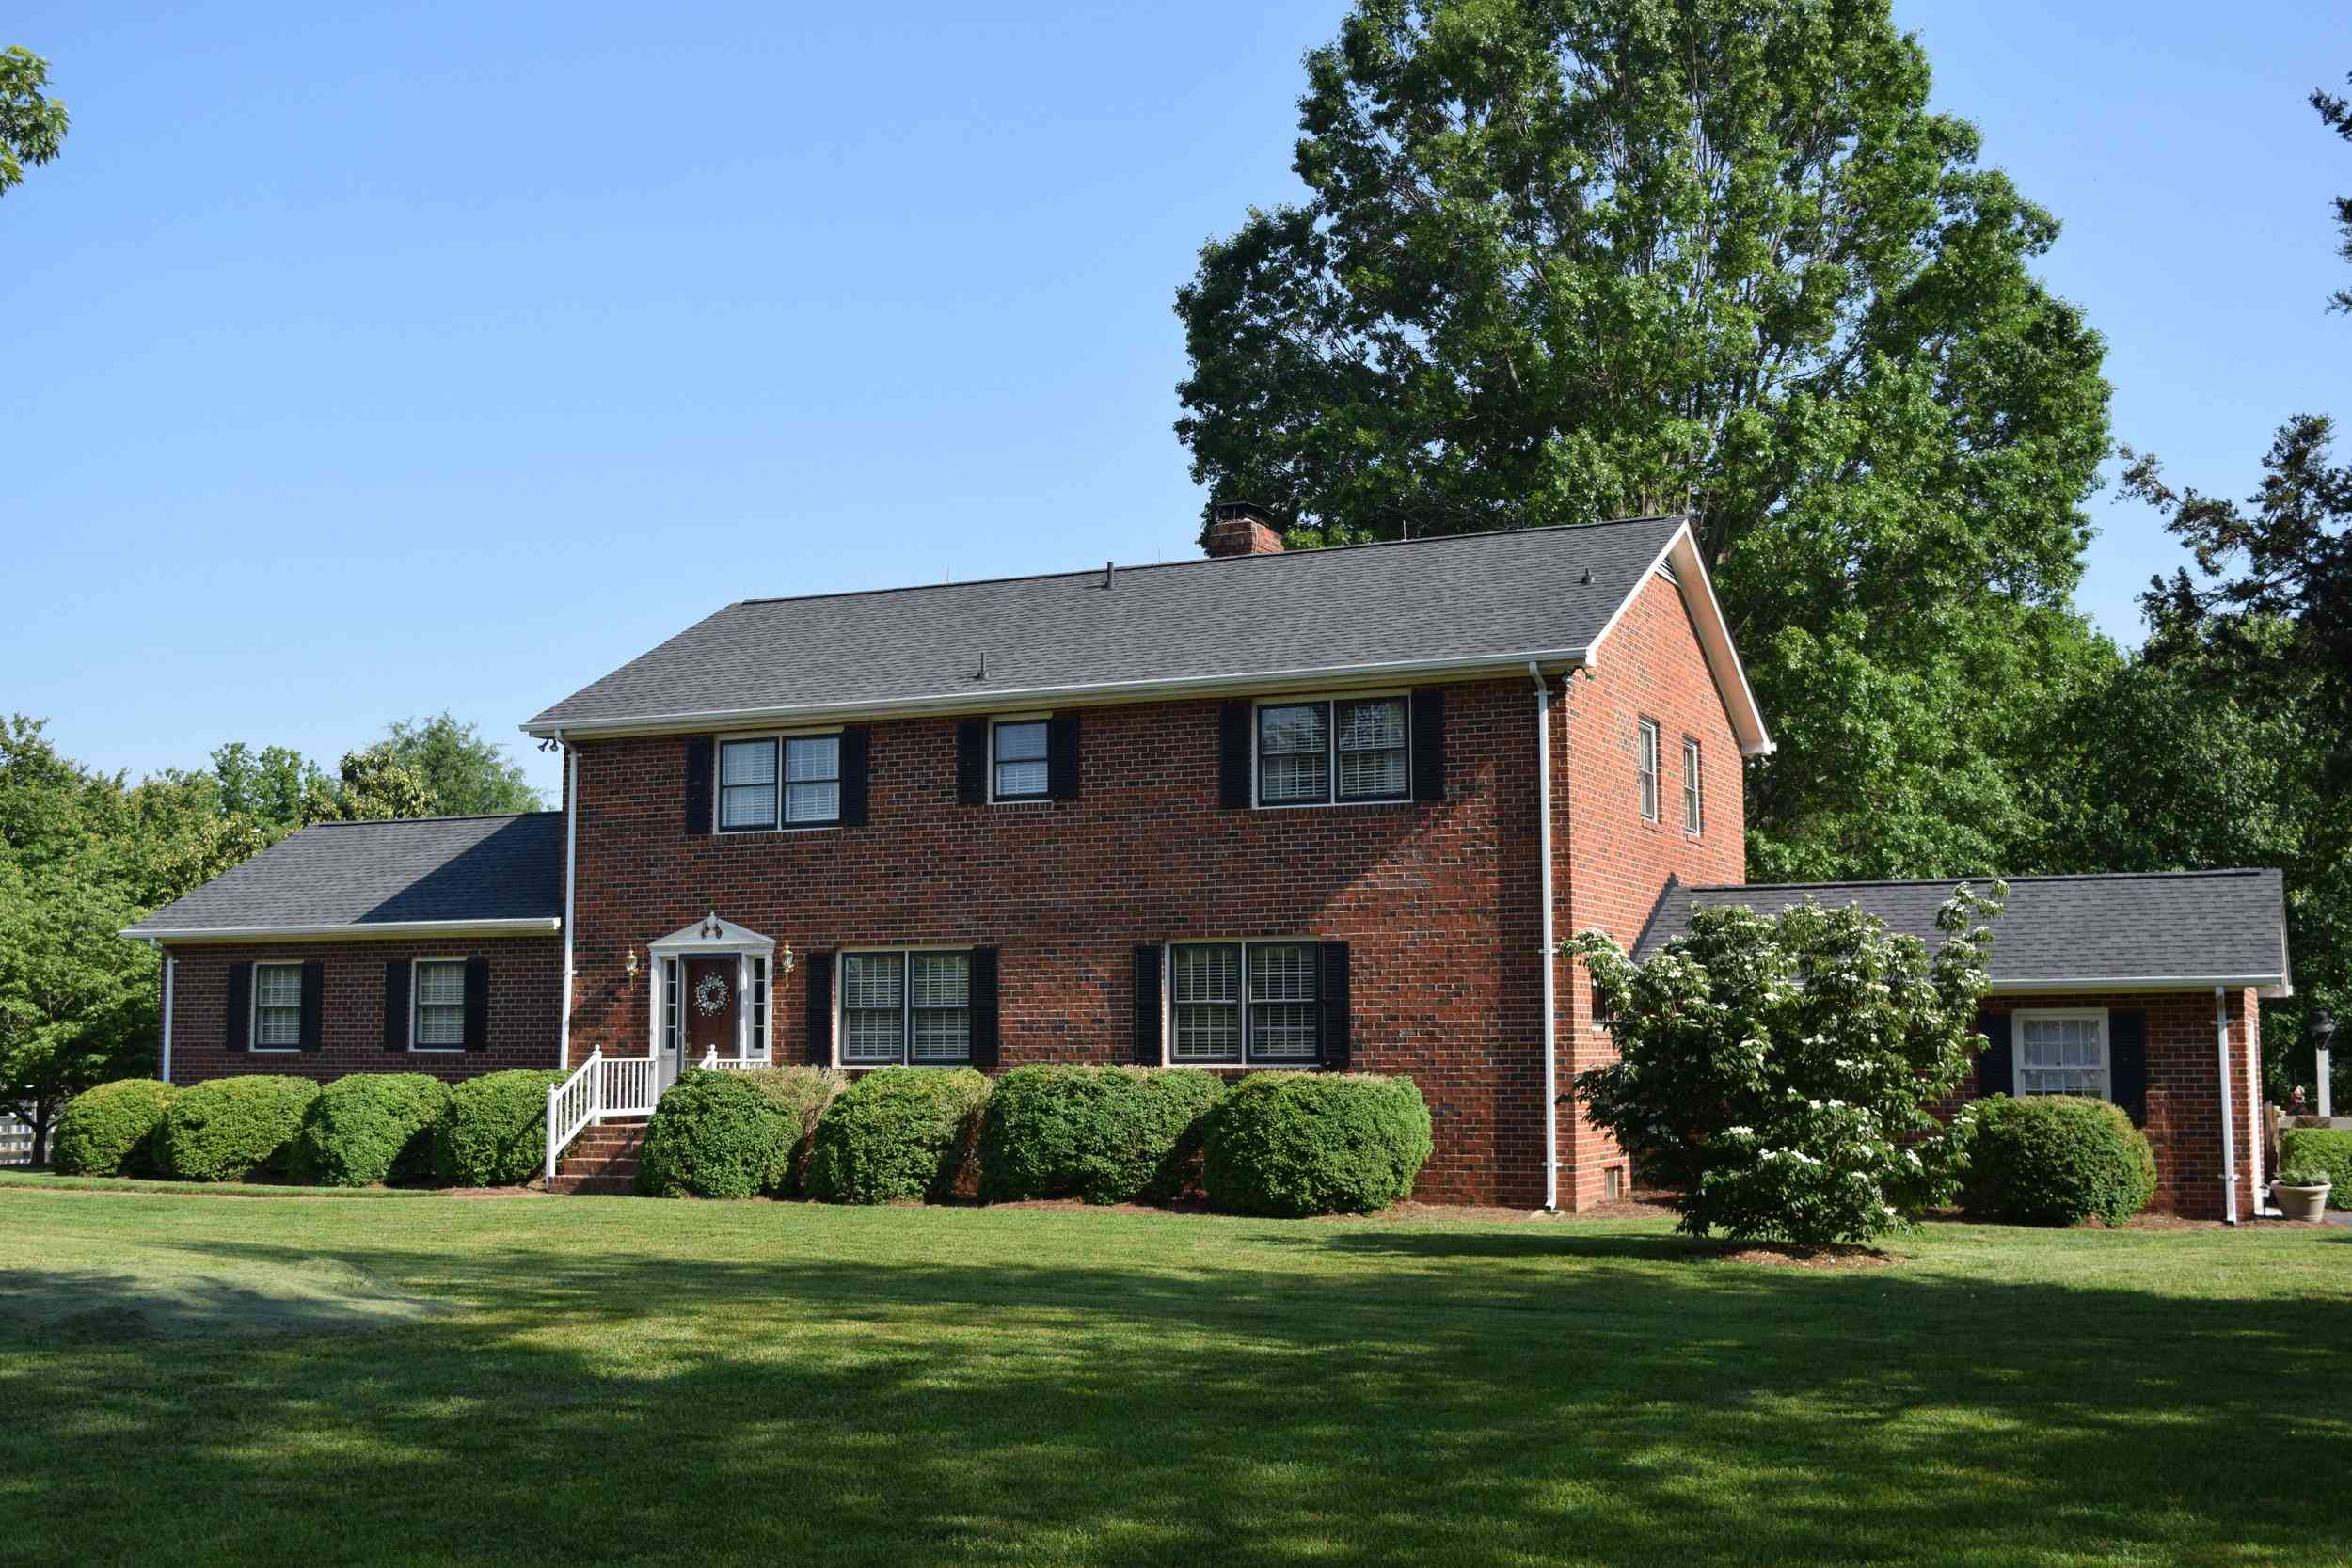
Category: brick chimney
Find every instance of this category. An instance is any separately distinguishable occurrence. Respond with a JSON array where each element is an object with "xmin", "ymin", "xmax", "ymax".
[{"xmin": 1203, "ymin": 500, "xmax": 1285, "ymax": 558}]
